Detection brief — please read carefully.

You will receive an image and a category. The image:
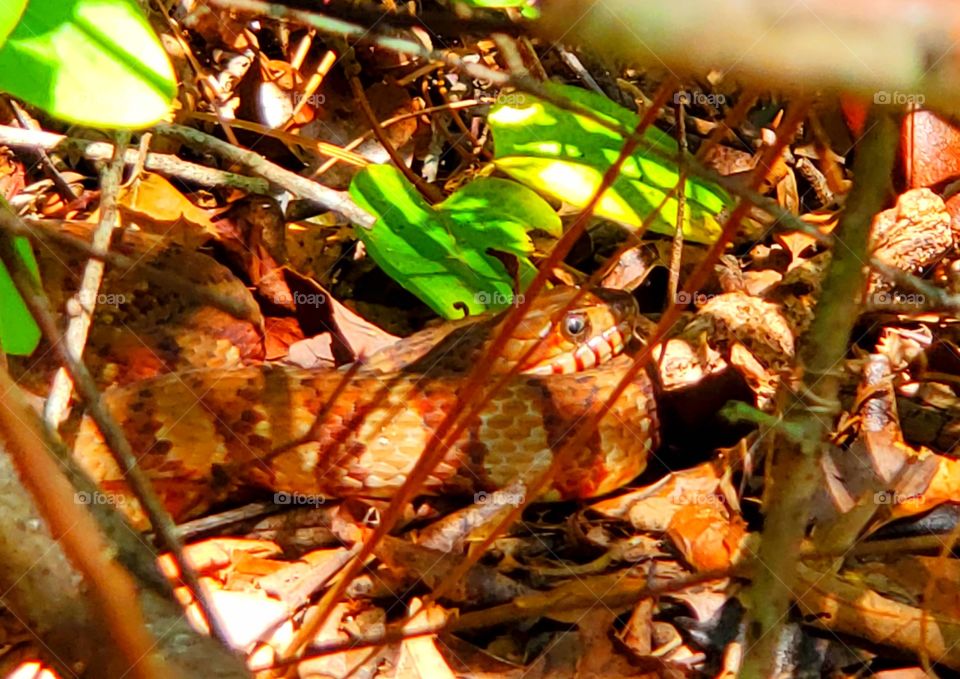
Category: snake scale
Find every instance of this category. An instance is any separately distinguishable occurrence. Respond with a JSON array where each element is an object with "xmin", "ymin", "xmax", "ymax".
[{"xmin": 70, "ymin": 287, "xmax": 659, "ymax": 528}]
